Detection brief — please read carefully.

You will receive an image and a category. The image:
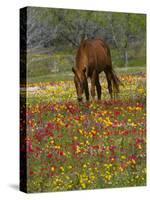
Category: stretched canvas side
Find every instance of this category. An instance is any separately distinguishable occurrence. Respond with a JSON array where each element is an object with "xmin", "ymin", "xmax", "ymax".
[{"xmin": 20, "ymin": 7, "xmax": 27, "ymax": 193}]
